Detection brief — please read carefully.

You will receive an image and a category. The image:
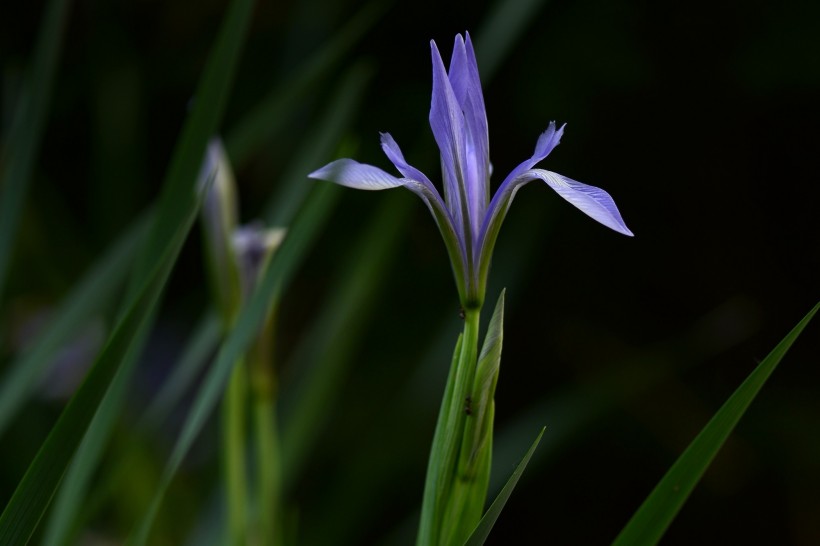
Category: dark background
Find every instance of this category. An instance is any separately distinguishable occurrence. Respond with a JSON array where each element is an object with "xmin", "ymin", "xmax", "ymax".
[{"xmin": 2, "ymin": 0, "xmax": 819, "ymax": 544}]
